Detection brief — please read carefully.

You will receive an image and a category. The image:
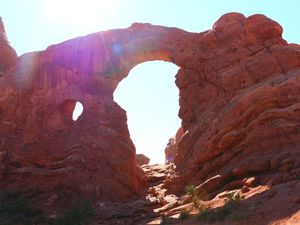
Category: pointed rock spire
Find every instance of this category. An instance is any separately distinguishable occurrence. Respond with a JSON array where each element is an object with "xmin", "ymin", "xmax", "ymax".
[{"xmin": 0, "ymin": 16, "xmax": 17, "ymax": 73}]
